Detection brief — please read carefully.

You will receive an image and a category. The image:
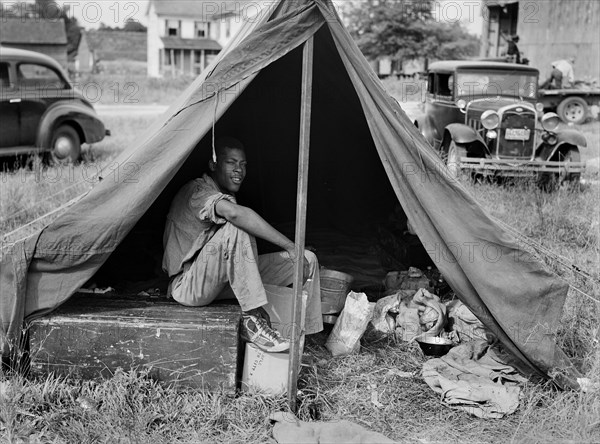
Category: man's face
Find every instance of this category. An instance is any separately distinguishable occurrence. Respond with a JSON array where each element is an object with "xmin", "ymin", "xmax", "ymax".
[{"xmin": 211, "ymin": 147, "xmax": 247, "ymax": 194}]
